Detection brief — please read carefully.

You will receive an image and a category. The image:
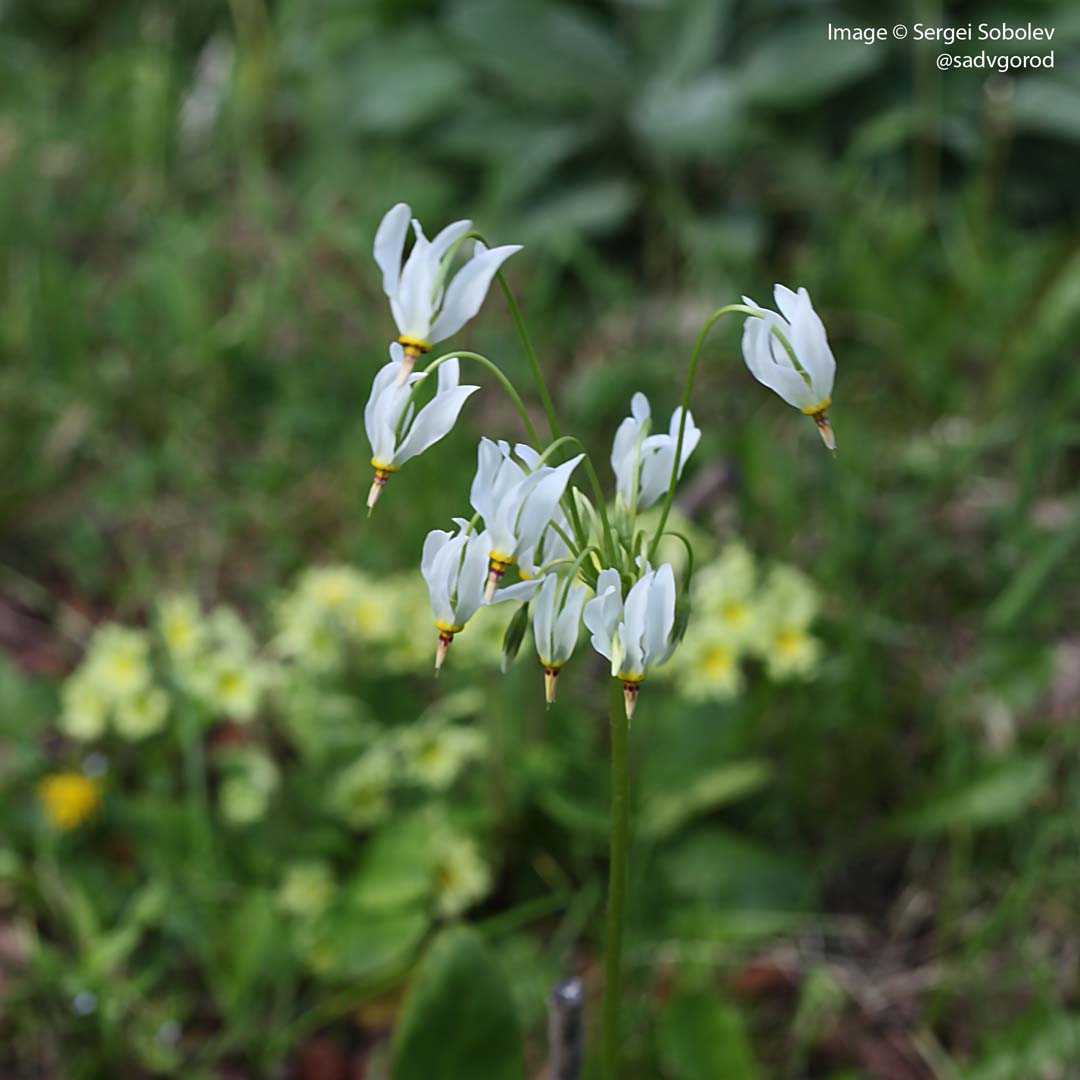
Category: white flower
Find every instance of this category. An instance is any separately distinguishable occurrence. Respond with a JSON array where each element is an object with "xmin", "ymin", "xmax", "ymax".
[
  {"xmin": 517, "ymin": 514, "xmax": 571, "ymax": 579},
  {"xmin": 610, "ymin": 392, "xmax": 701, "ymax": 513},
  {"xmin": 374, "ymin": 203, "xmax": 521, "ymax": 380},
  {"xmin": 468, "ymin": 439, "xmax": 583, "ymax": 600},
  {"xmin": 583, "ymin": 563, "xmax": 678, "ymax": 718},
  {"xmin": 532, "ymin": 574, "xmax": 588, "ymax": 704},
  {"xmin": 741, "ymin": 285, "xmax": 837, "ymax": 449},
  {"xmin": 365, "ymin": 345, "xmax": 480, "ymax": 509},
  {"xmin": 421, "ymin": 521, "xmax": 539, "ymax": 670}
]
